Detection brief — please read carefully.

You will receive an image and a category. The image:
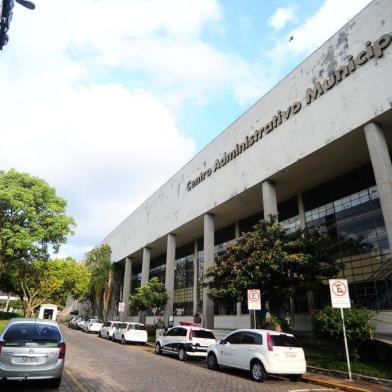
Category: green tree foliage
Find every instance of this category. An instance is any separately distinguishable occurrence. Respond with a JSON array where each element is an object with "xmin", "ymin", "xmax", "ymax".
[
  {"xmin": 7, "ymin": 258, "xmax": 90, "ymax": 317},
  {"xmin": 0, "ymin": 169, "xmax": 76, "ymax": 266},
  {"xmin": 312, "ymin": 306, "xmax": 375, "ymax": 359},
  {"xmin": 204, "ymin": 216, "xmax": 339, "ymax": 315},
  {"xmin": 129, "ymin": 277, "xmax": 168, "ymax": 325},
  {"xmin": 85, "ymin": 244, "xmax": 113, "ymax": 321}
]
